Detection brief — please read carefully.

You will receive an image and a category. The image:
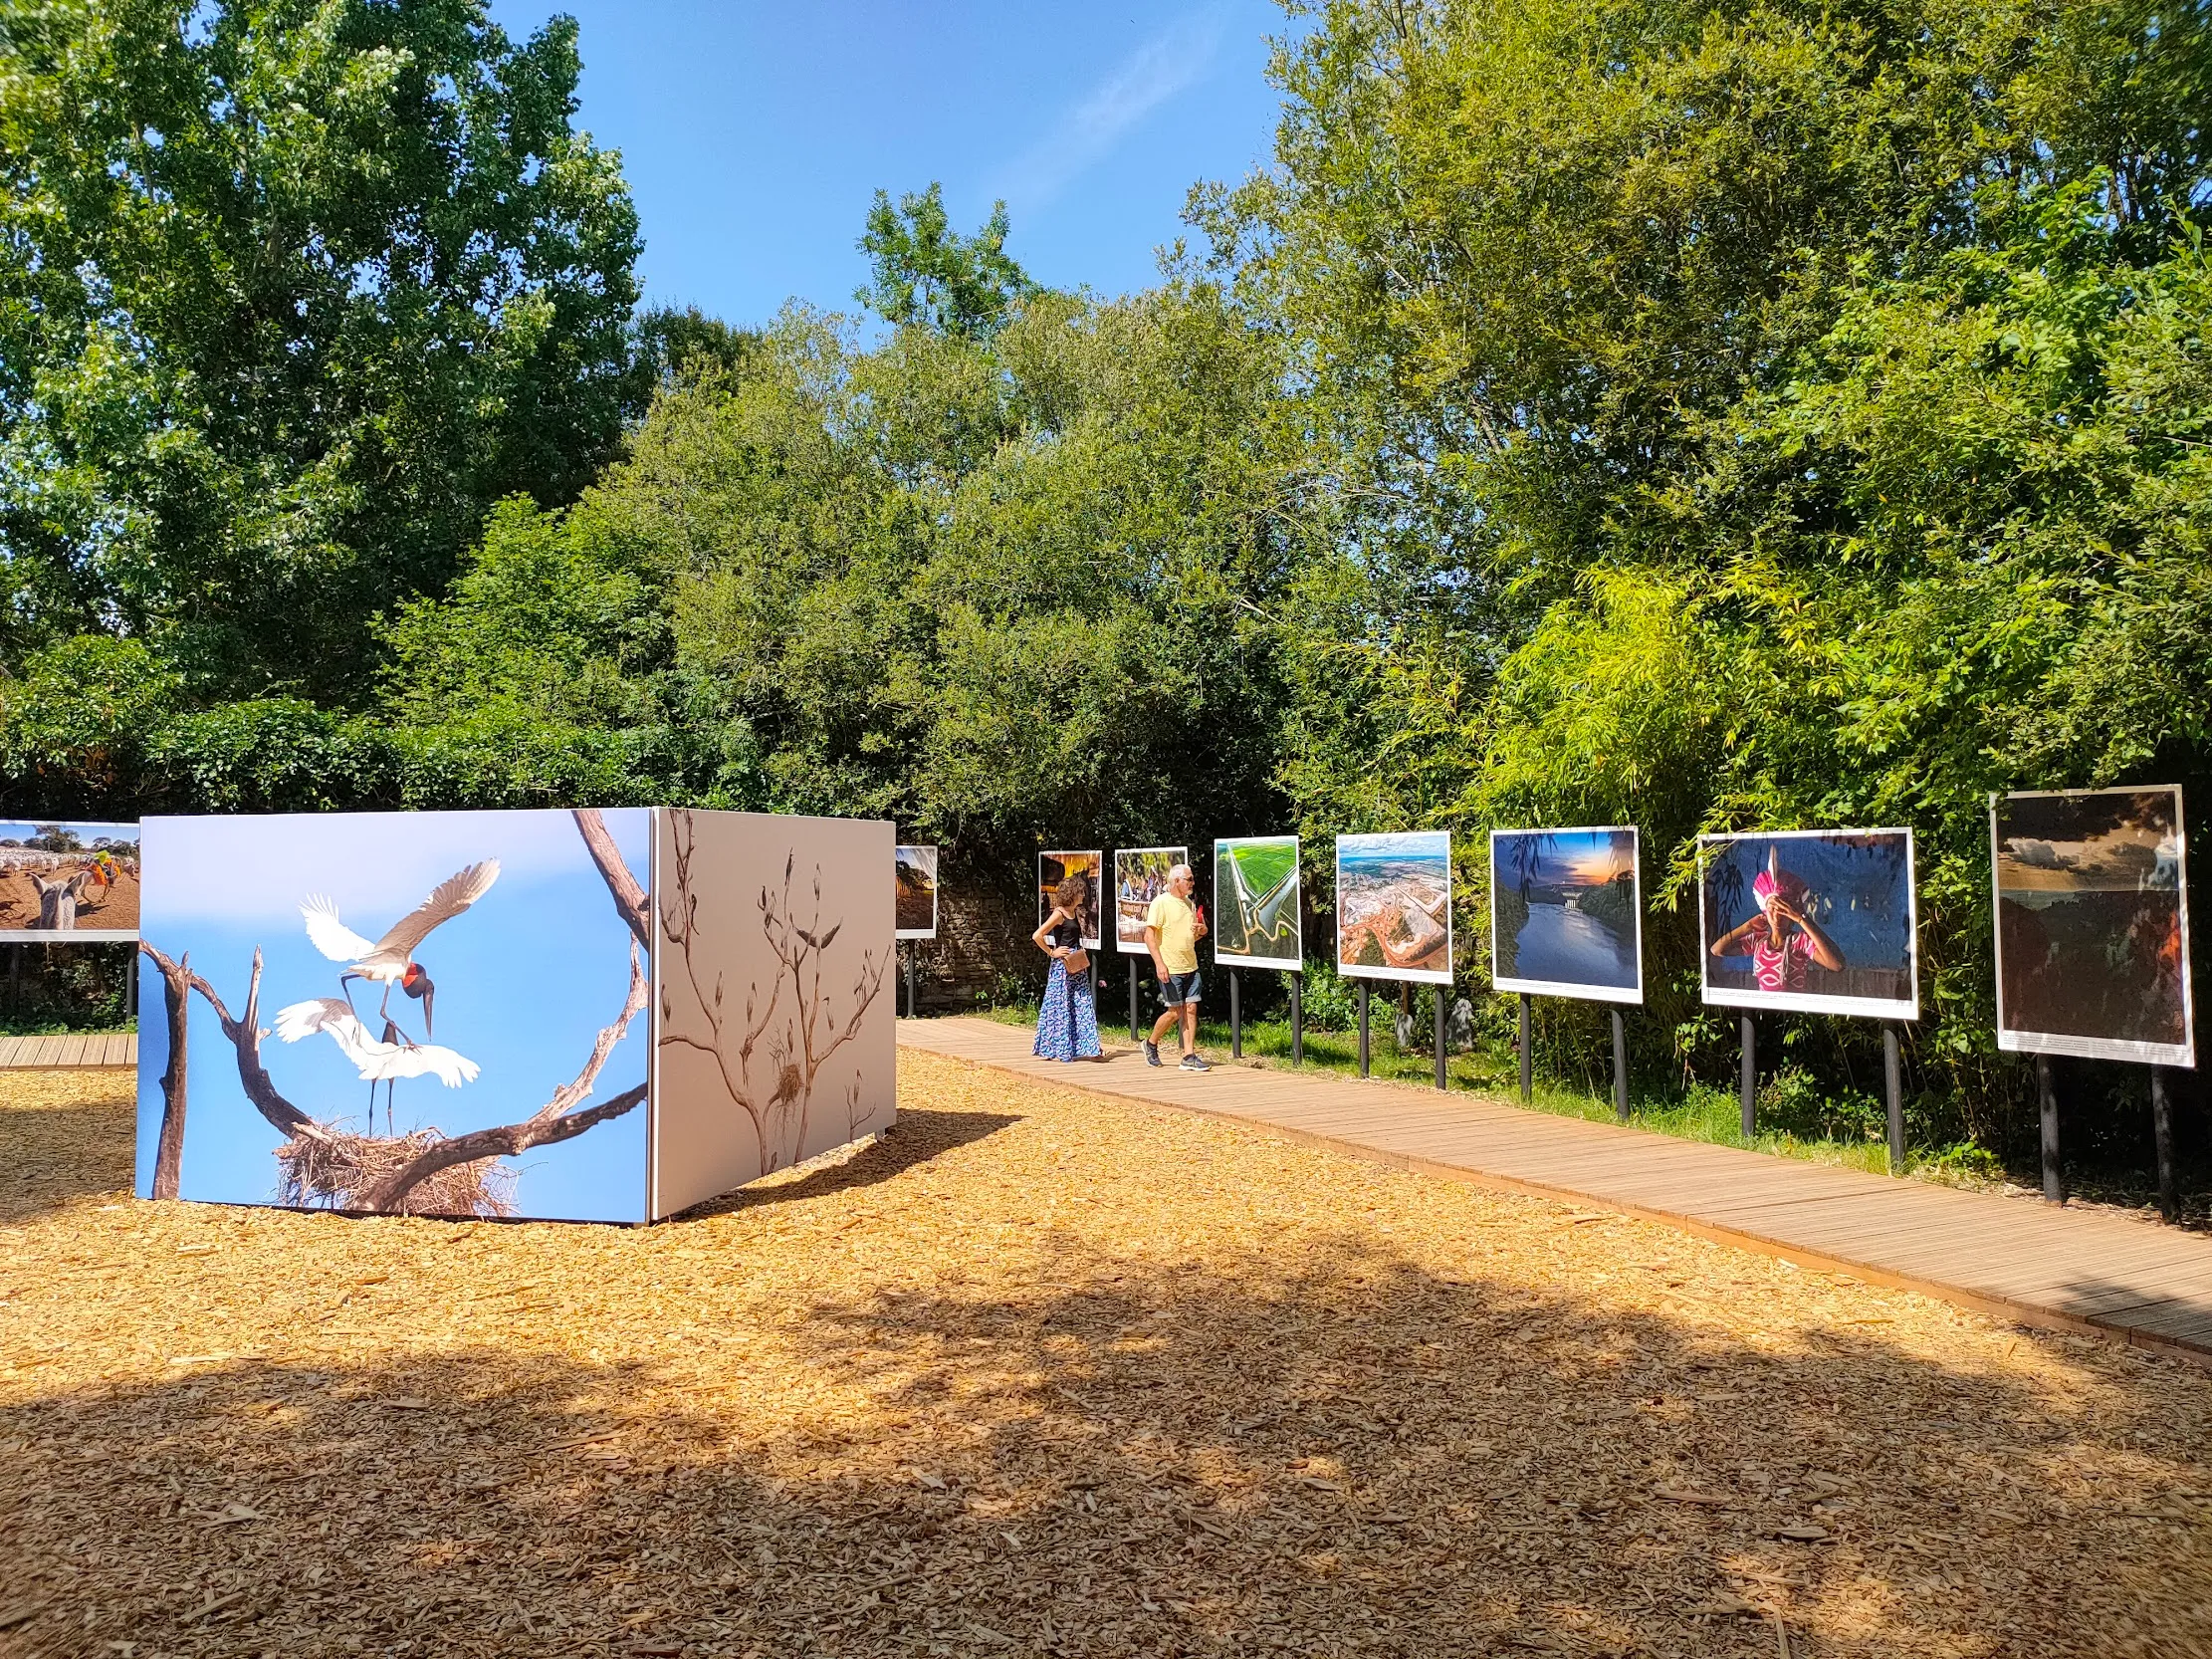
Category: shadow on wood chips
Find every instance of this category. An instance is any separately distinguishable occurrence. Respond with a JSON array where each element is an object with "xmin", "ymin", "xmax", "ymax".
[{"xmin": 1, "ymin": 1056, "xmax": 2209, "ymax": 1658}]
